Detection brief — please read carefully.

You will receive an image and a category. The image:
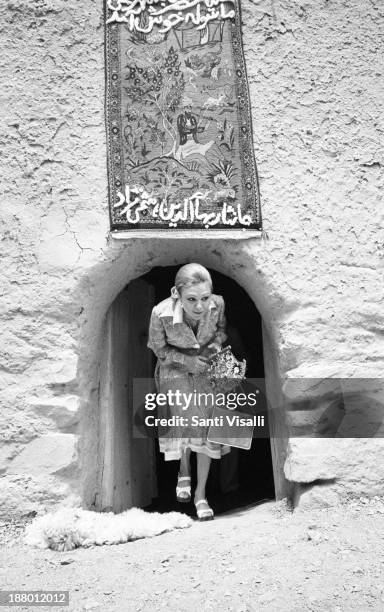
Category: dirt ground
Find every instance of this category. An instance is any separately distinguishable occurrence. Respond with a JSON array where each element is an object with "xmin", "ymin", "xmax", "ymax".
[{"xmin": 1, "ymin": 497, "xmax": 384, "ymax": 612}]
